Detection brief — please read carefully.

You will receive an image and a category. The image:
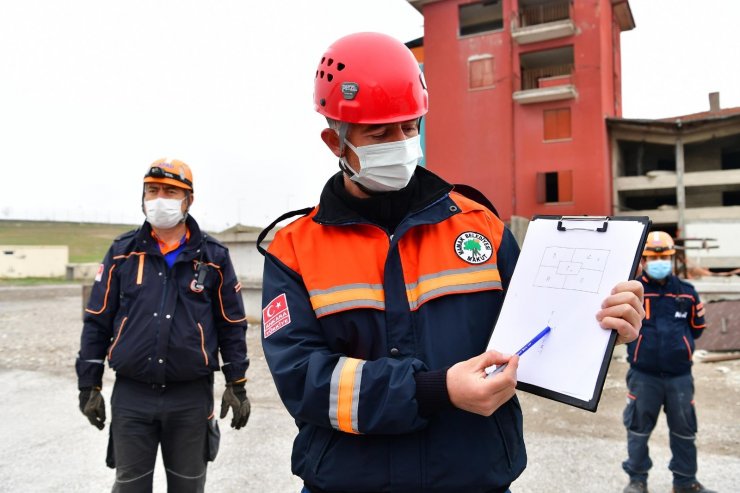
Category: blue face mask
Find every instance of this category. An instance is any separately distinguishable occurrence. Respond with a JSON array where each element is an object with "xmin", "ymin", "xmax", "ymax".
[{"xmin": 645, "ymin": 259, "xmax": 672, "ymax": 280}]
